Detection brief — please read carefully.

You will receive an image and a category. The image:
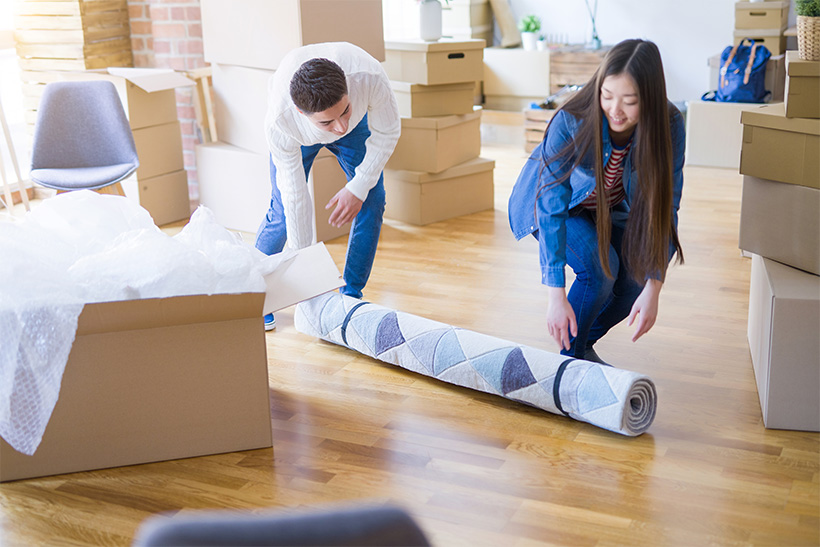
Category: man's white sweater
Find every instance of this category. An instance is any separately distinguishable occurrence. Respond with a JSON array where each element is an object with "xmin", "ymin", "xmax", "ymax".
[{"xmin": 265, "ymin": 42, "xmax": 400, "ymax": 249}]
